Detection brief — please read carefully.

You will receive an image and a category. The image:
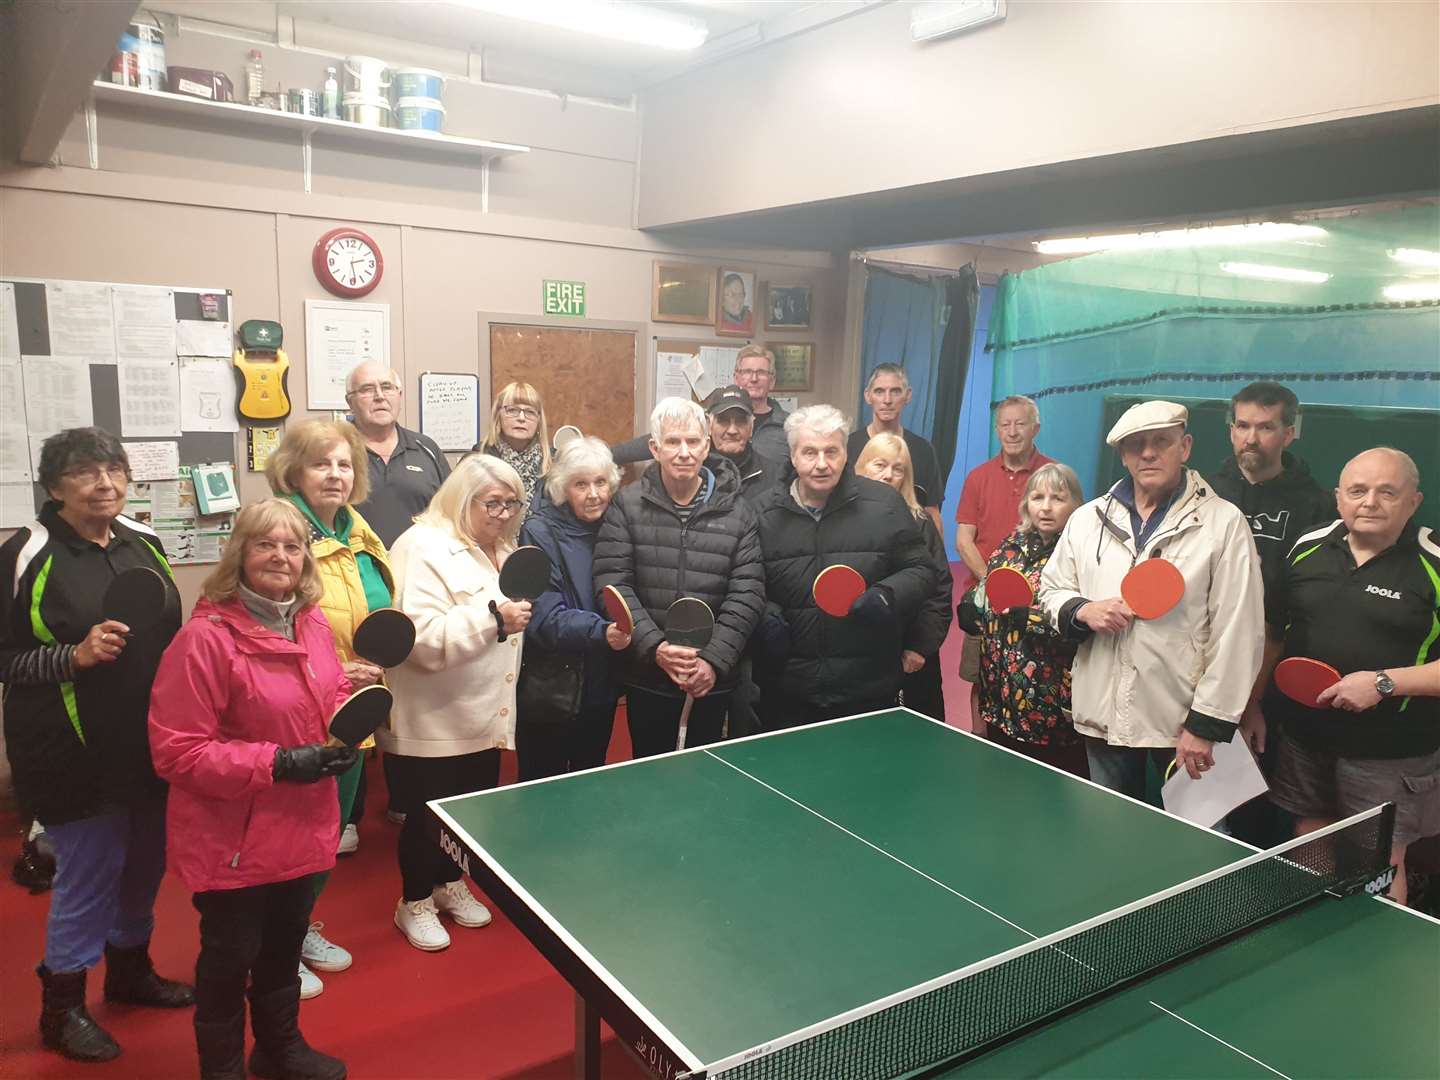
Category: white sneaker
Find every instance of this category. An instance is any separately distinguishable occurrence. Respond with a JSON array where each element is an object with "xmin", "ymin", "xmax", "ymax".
[
  {"xmin": 394, "ymin": 897, "xmax": 450, "ymax": 951},
  {"xmin": 337, "ymin": 823, "xmax": 359, "ymax": 855},
  {"xmin": 431, "ymin": 880, "xmax": 492, "ymax": 928},
  {"xmin": 298, "ymin": 961, "xmax": 324, "ymax": 999},
  {"xmin": 300, "ymin": 922, "xmax": 353, "ymax": 973}
]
